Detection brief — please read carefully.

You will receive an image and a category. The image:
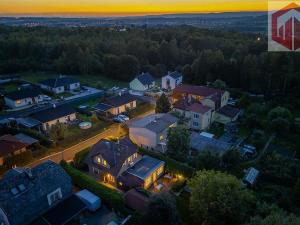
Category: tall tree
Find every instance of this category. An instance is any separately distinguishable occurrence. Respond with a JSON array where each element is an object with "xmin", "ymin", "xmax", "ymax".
[
  {"xmin": 167, "ymin": 125, "xmax": 190, "ymax": 161},
  {"xmin": 155, "ymin": 93, "xmax": 171, "ymax": 113}
]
